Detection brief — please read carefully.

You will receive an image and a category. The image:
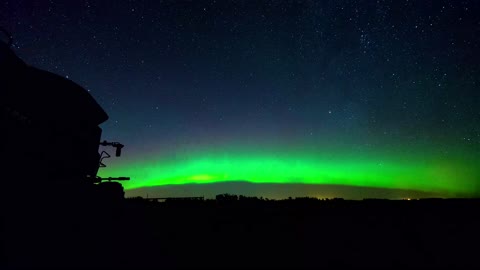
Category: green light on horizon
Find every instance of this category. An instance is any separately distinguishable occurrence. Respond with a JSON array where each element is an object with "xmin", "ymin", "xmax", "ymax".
[{"xmin": 101, "ymin": 149, "xmax": 478, "ymax": 196}]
